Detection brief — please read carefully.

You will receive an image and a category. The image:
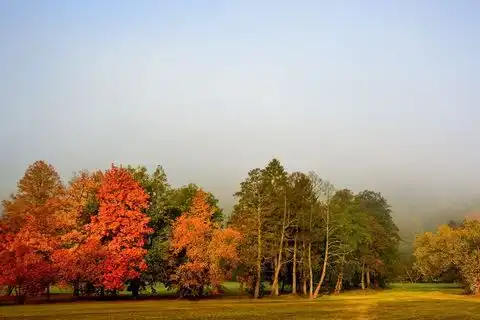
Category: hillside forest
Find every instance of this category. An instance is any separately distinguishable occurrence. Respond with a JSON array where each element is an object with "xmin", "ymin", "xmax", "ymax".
[{"xmin": 0, "ymin": 159, "xmax": 476, "ymax": 304}]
